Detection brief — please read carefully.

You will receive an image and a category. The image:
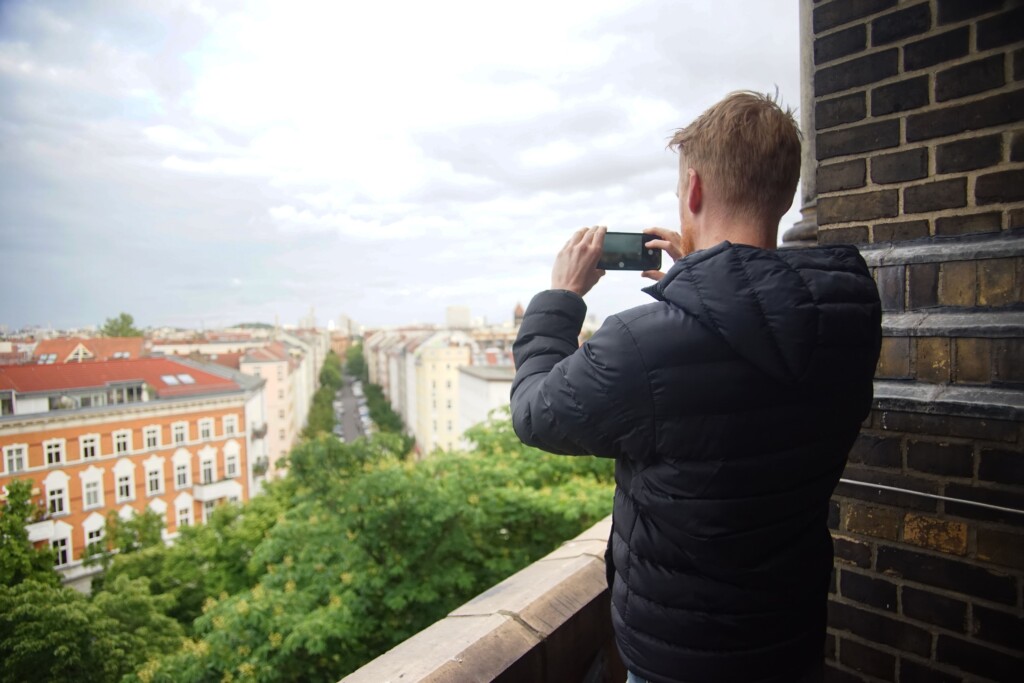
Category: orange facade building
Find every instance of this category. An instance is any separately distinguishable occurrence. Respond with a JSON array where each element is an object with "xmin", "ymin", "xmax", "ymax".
[{"xmin": 0, "ymin": 357, "xmax": 266, "ymax": 586}]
